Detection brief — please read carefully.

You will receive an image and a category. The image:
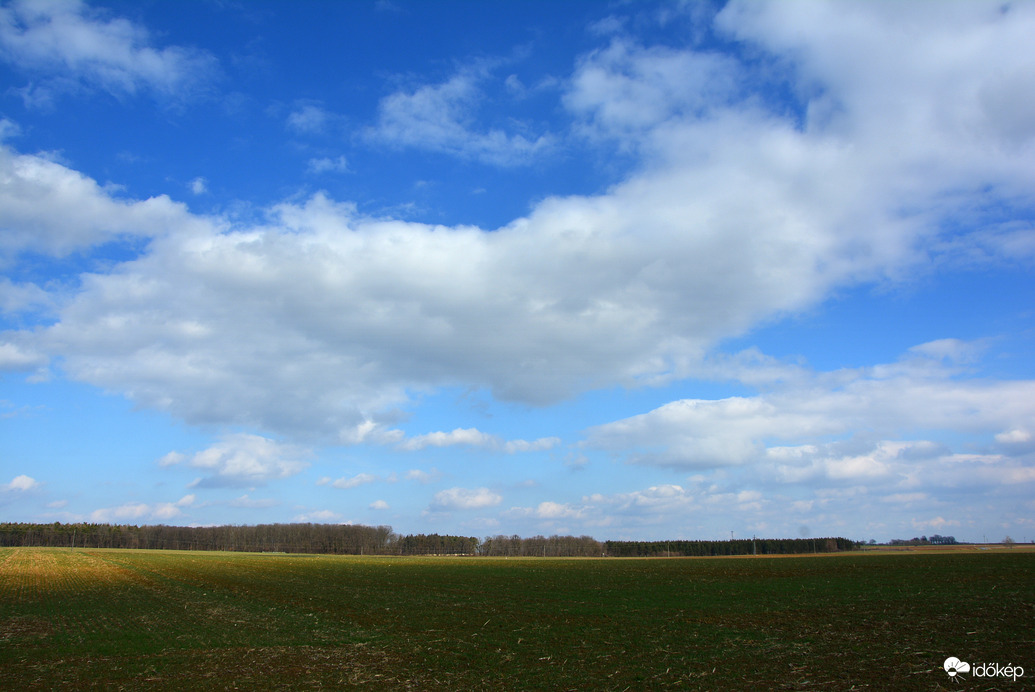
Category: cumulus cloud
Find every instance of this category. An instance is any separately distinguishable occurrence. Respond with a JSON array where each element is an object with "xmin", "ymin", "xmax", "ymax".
[
  {"xmin": 90, "ymin": 494, "xmax": 194, "ymax": 523},
  {"xmin": 4, "ymin": 2, "xmax": 1035, "ymax": 452},
  {"xmin": 405, "ymin": 468, "xmax": 442, "ymax": 484},
  {"xmin": 0, "ymin": 277, "xmax": 54, "ymax": 316},
  {"xmin": 505, "ymin": 484, "xmax": 704, "ymax": 535},
  {"xmin": 4, "ymin": 474, "xmax": 39, "ymax": 491},
  {"xmin": 718, "ymin": 1, "xmax": 1035, "ymax": 152},
  {"xmin": 0, "ymin": 0, "xmax": 219, "ymax": 103},
  {"xmin": 0, "ymin": 340, "xmax": 47, "ymax": 372},
  {"xmin": 429, "ymin": 486, "xmax": 502, "ymax": 511},
  {"xmin": 294, "ymin": 509, "xmax": 342, "ymax": 523},
  {"xmin": 994, "ymin": 428, "xmax": 1035, "ymax": 456},
  {"xmin": 0, "ymin": 144, "xmax": 205, "ymax": 258},
  {"xmin": 587, "ymin": 342, "xmax": 1035, "ymax": 469},
  {"xmin": 396, "ymin": 427, "xmax": 560, "ymax": 453},
  {"xmin": 367, "ymin": 66, "xmax": 553, "ymax": 165},
  {"xmin": 163, "ymin": 434, "xmax": 311, "ymax": 487},
  {"xmin": 565, "ymin": 37, "xmax": 741, "ymax": 146},
  {"xmin": 397, "ymin": 427, "xmax": 497, "ymax": 452},
  {"xmin": 509, "ymin": 500, "xmax": 588, "ymax": 521}
]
